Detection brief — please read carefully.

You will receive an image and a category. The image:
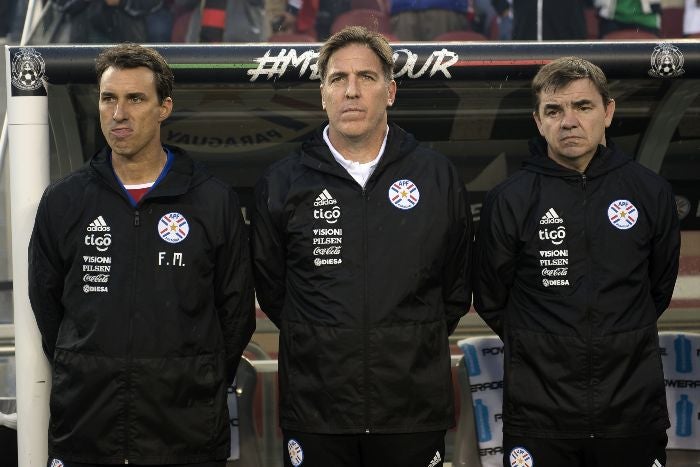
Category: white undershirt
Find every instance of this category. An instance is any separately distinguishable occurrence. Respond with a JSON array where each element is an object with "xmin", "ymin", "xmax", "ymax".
[{"xmin": 323, "ymin": 125, "xmax": 389, "ymax": 188}]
